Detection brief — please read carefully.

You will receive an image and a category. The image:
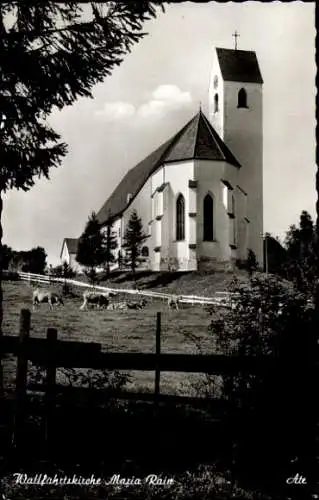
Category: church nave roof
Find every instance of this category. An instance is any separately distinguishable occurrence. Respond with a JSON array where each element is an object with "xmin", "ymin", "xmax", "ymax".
[{"xmin": 96, "ymin": 110, "xmax": 241, "ymax": 225}]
